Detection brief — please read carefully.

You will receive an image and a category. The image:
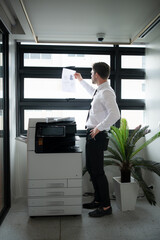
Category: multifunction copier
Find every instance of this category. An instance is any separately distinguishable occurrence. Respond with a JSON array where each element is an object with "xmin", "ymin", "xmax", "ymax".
[{"xmin": 27, "ymin": 118, "xmax": 82, "ymax": 216}]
